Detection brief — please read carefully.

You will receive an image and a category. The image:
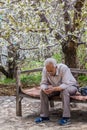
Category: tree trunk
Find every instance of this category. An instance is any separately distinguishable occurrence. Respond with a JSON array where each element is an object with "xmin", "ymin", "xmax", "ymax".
[
  {"xmin": 0, "ymin": 62, "xmax": 15, "ymax": 79},
  {"xmin": 0, "ymin": 45, "xmax": 17, "ymax": 79},
  {"xmin": 62, "ymin": 41, "xmax": 77, "ymax": 68},
  {"xmin": 8, "ymin": 60, "xmax": 16, "ymax": 79},
  {"xmin": 62, "ymin": 0, "xmax": 85, "ymax": 68}
]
